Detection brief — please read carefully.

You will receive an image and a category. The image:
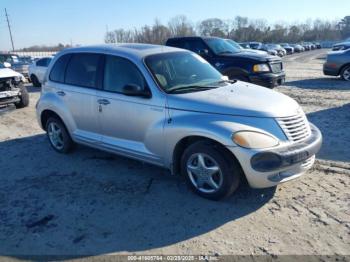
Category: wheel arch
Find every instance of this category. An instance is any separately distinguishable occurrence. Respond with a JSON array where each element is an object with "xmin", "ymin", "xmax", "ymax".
[
  {"xmin": 222, "ymin": 66, "xmax": 251, "ymax": 81},
  {"xmin": 339, "ymin": 63, "xmax": 350, "ymax": 76},
  {"xmin": 40, "ymin": 109, "xmax": 65, "ymax": 131},
  {"xmin": 171, "ymin": 135, "xmax": 242, "ymax": 176}
]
